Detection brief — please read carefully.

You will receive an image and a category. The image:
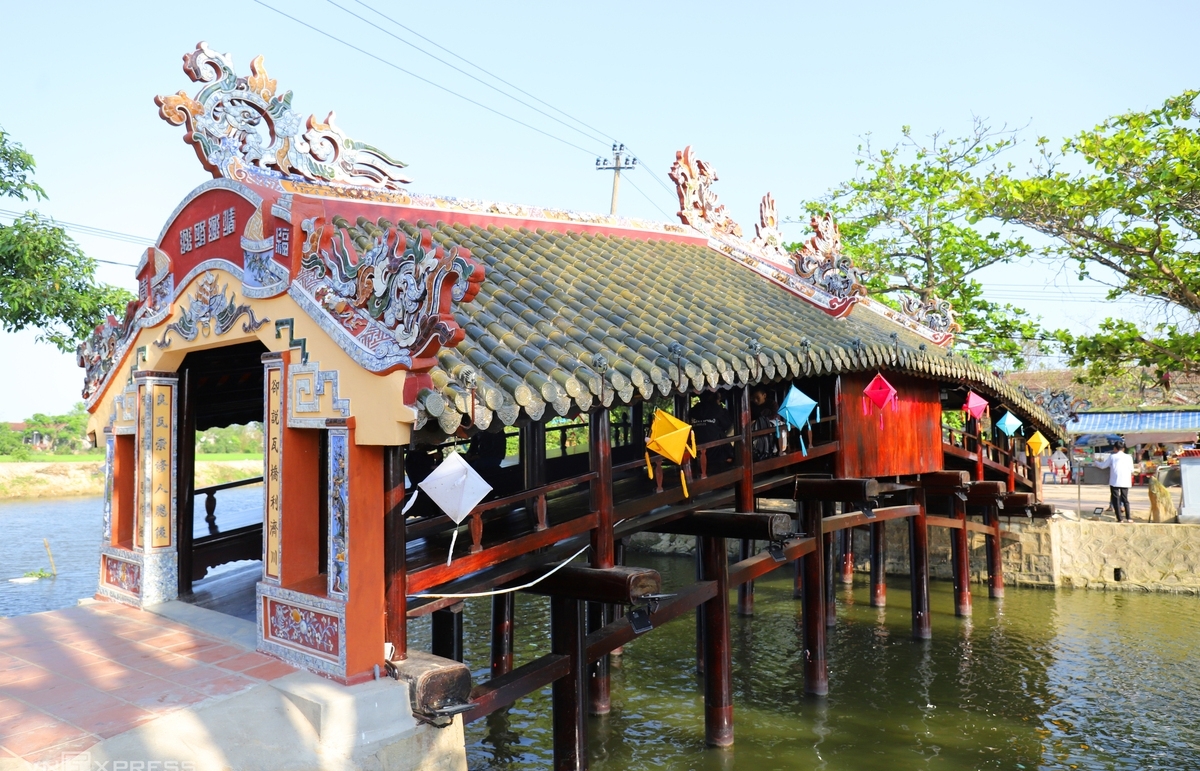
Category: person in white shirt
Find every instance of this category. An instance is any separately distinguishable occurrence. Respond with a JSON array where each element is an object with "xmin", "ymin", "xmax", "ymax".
[{"xmin": 1095, "ymin": 441, "xmax": 1134, "ymax": 522}]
